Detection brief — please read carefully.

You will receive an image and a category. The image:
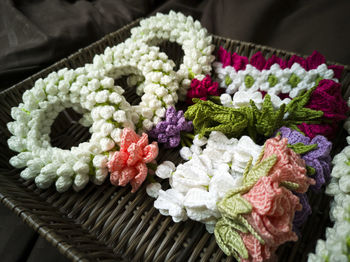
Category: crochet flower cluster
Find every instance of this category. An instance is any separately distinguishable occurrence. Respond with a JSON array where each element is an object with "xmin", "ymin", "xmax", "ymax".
[
  {"xmin": 308, "ymin": 120, "xmax": 350, "ymax": 261},
  {"xmin": 148, "ymin": 107, "xmax": 193, "ymax": 148}
]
